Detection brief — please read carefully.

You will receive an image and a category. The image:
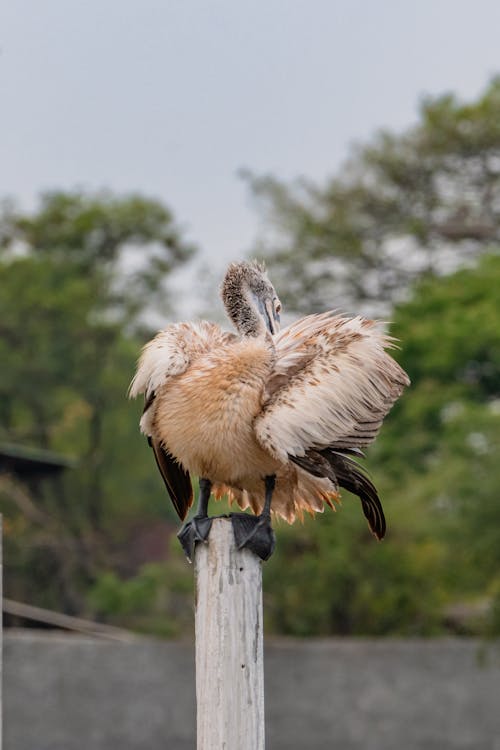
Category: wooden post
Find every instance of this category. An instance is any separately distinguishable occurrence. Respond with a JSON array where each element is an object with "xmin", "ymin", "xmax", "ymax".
[{"xmin": 195, "ymin": 517, "xmax": 265, "ymax": 750}]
